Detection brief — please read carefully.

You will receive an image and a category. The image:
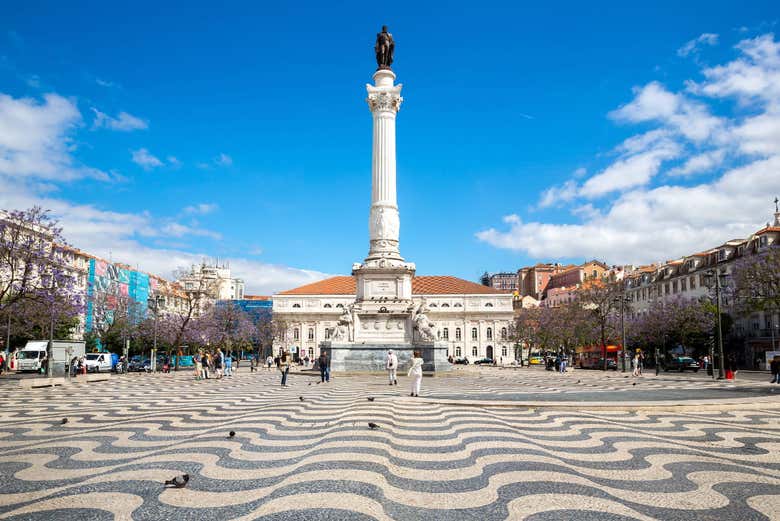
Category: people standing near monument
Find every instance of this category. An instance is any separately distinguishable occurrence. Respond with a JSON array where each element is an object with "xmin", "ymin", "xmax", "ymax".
[
  {"xmin": 408, "ymin": 351, "xmax": 423, "ymax": 397},
  {"xmin": 224, "ymin": 350, "xmax": 233, "ymax": 377},
  {"xmin": 279, "ymin": 350, "xmax": 292, "ymax": 387},
  {"xmin": 318, "ymin": 350, "xmax": 330, "ymax": 383},
  {"xmin": 386, "ymin": 350, "xmax": 398, "ymax": 385}
]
